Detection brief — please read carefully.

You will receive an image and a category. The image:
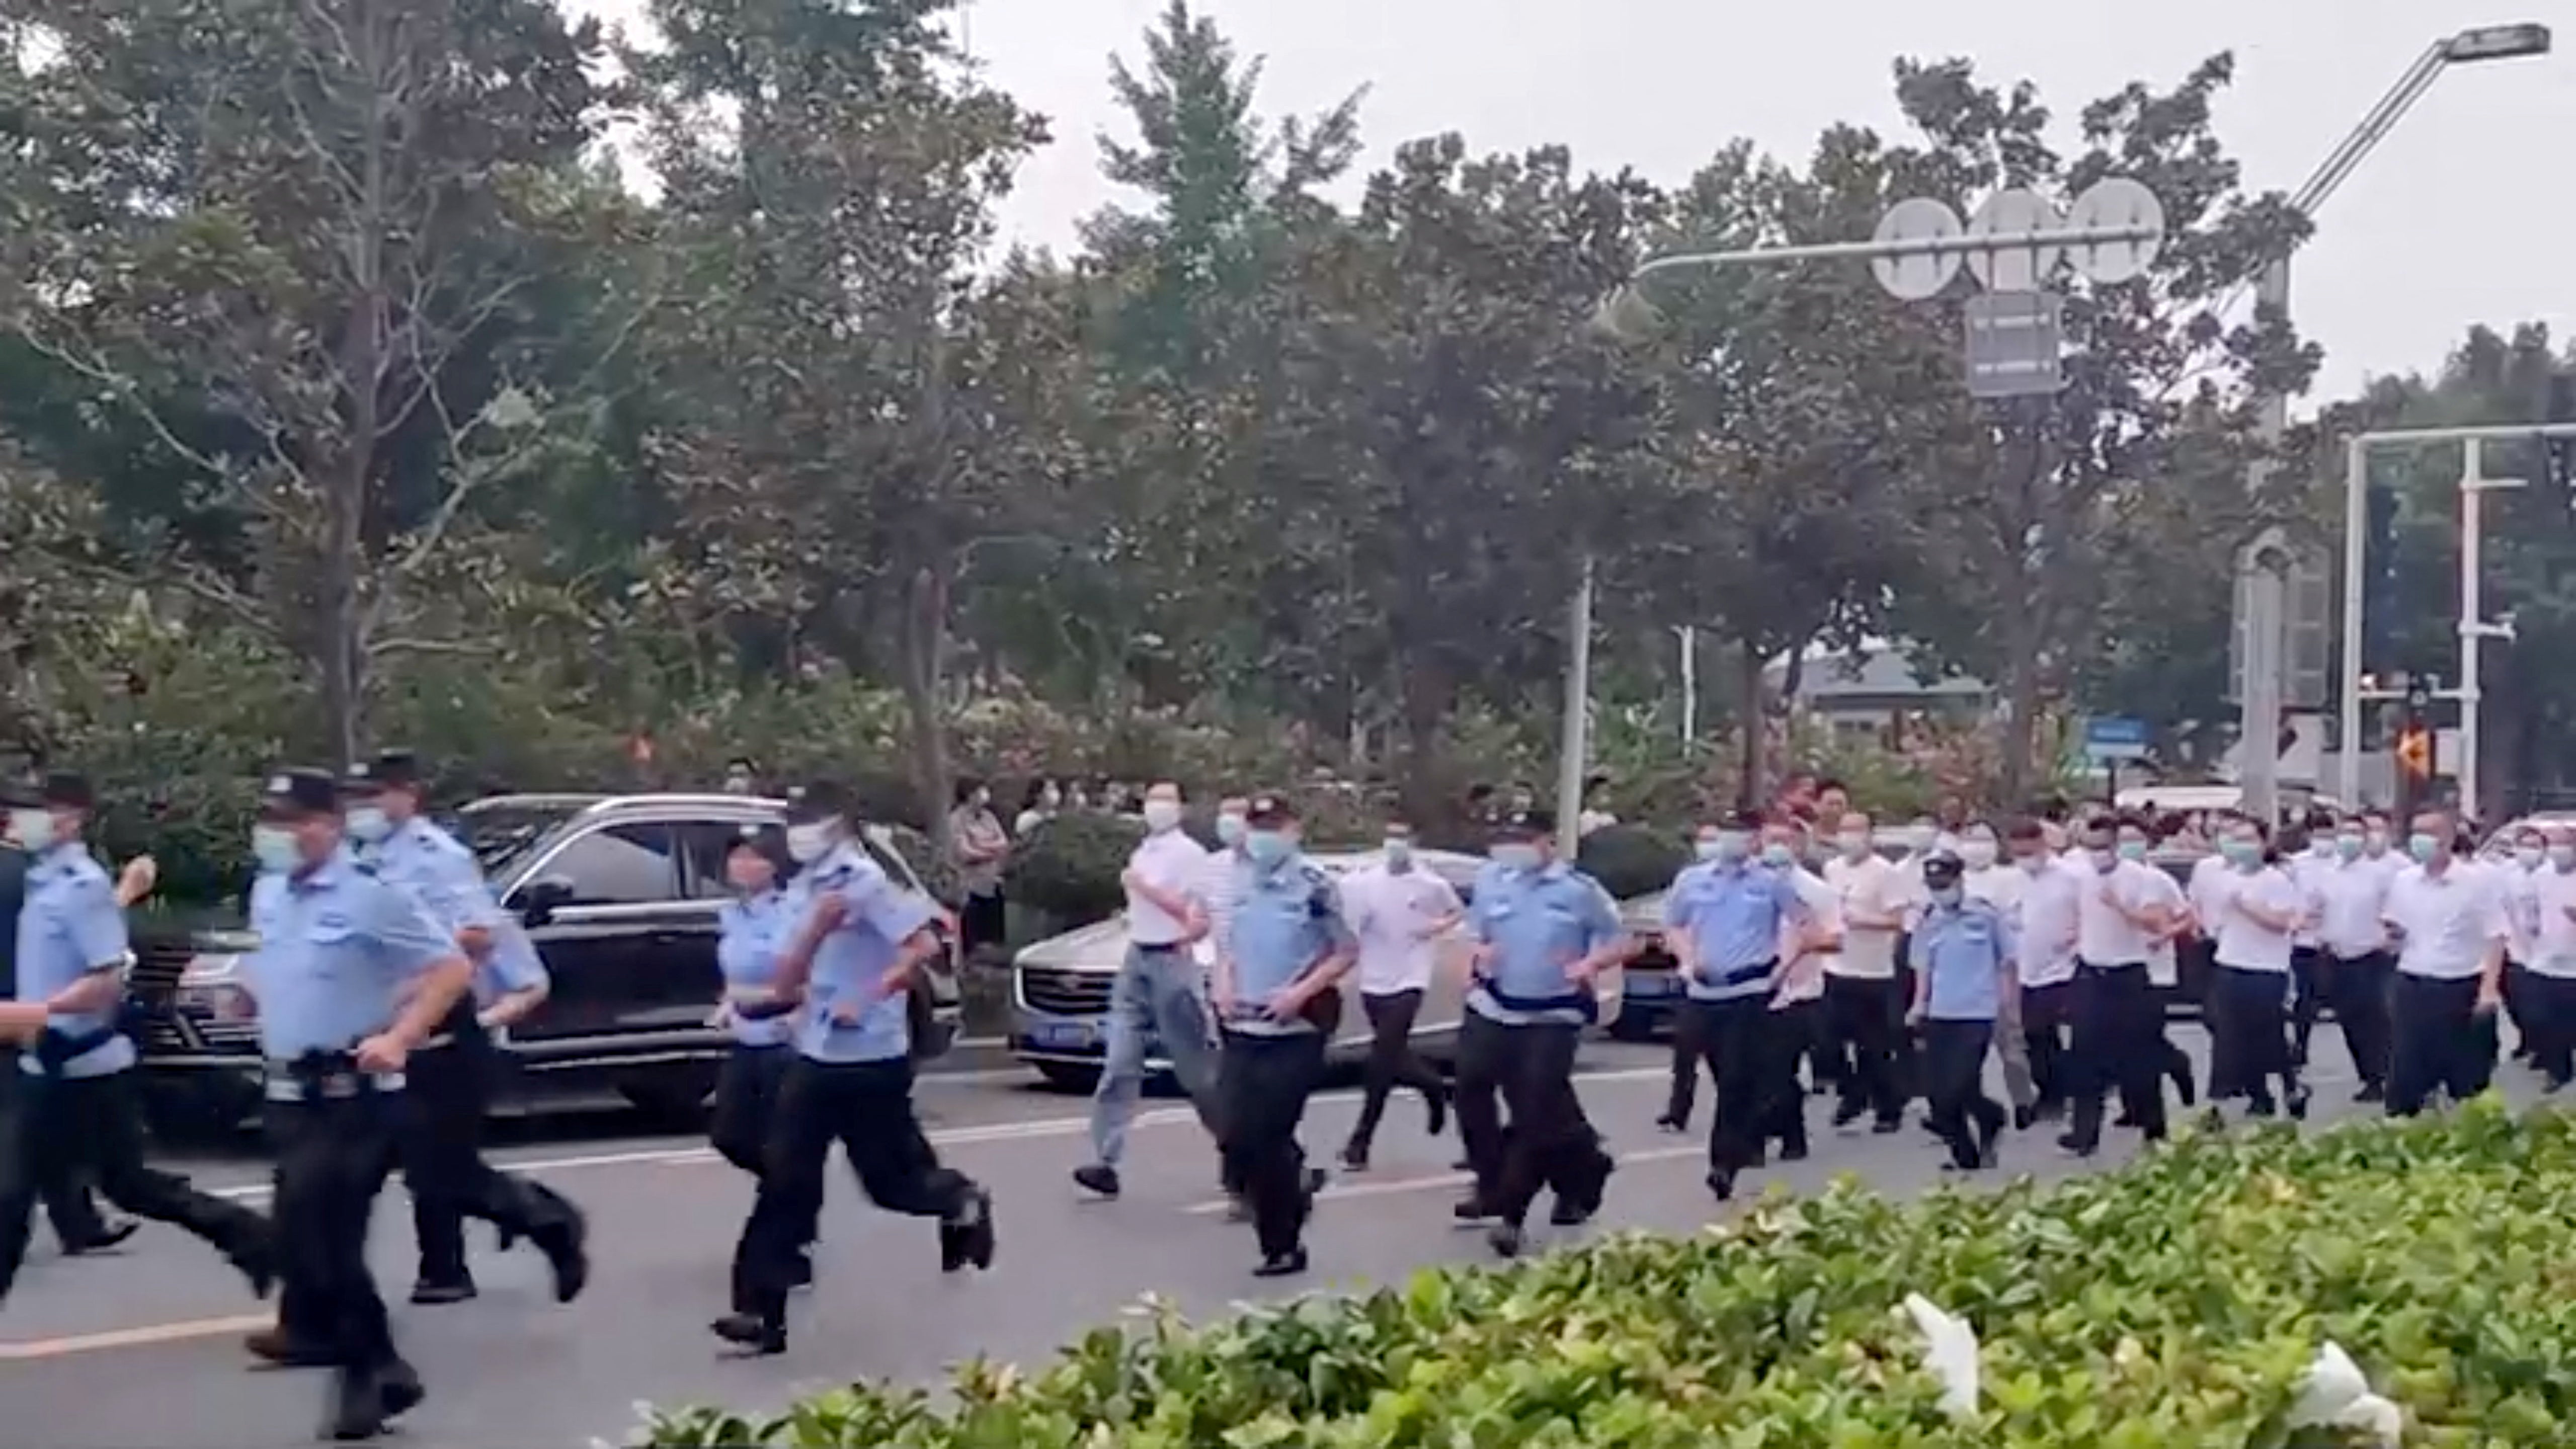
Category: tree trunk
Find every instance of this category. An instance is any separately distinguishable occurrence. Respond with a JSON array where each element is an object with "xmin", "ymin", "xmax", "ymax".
[
  {"xmin": 898, "ymin": 560, "xmax": 953, "ymax": 845},
  {"xmin": 1396, "ymin": 654, "xmax": 1456, "ymax": 836},
  {"xmin": 1737, "ymin": 639, "xmax": 1767, "ymax": 812},
  {"xmin": 1998, "ymin": 604, "xmax": 2042, "ymax": 806}
]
